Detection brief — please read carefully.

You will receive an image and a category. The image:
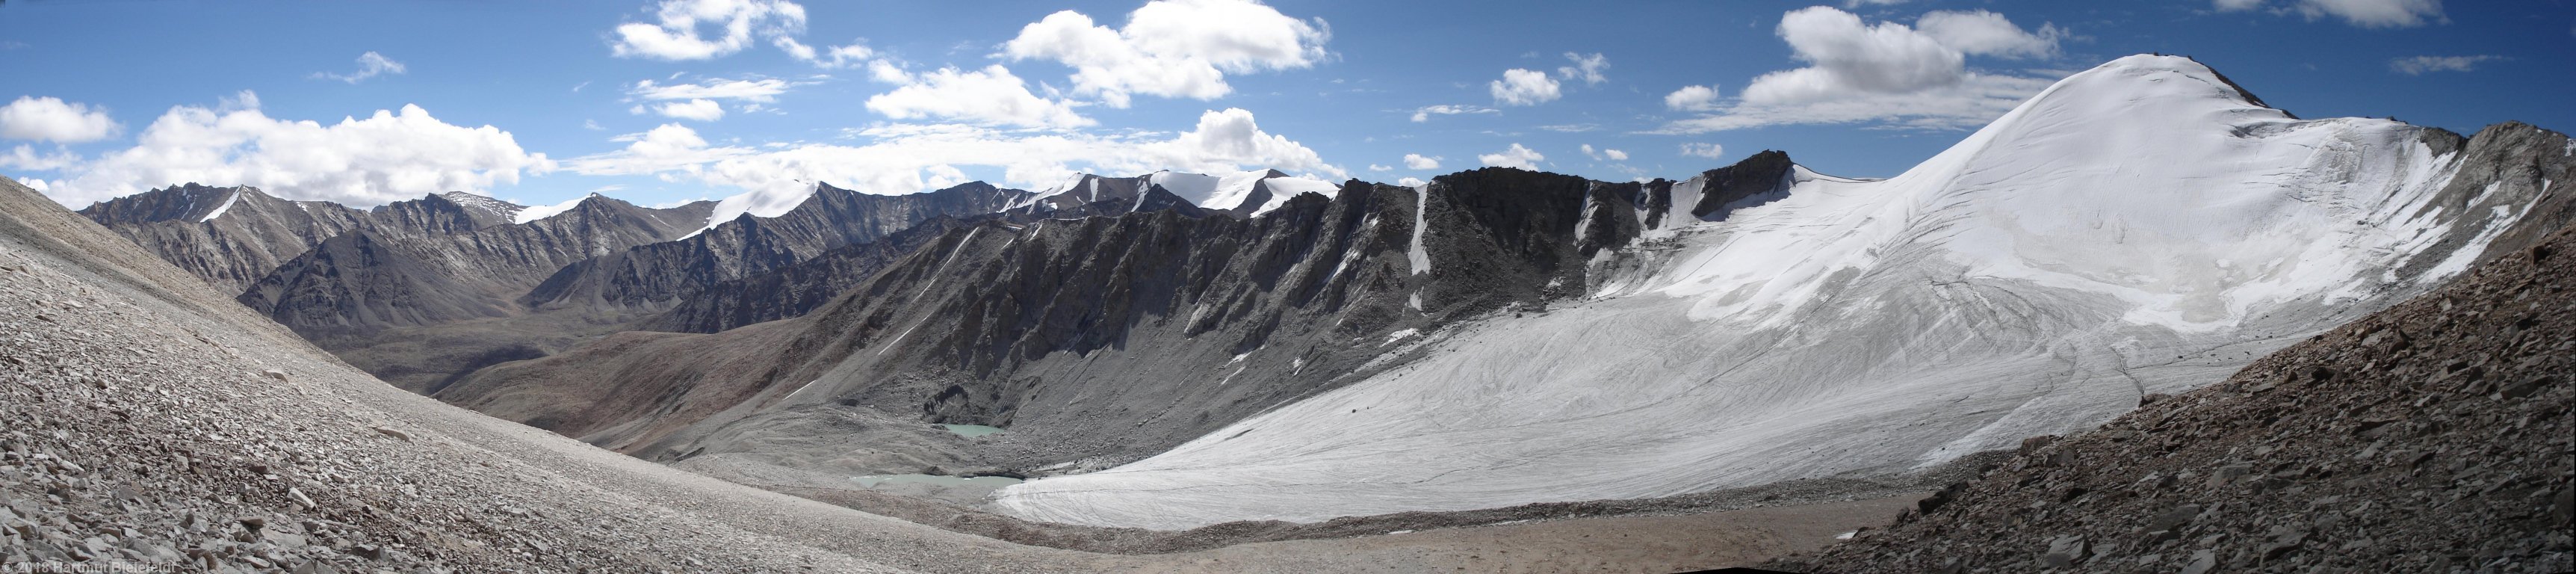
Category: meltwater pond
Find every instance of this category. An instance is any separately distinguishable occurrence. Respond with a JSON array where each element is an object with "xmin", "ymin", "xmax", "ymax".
[{"xmin": 938, "ymin": 424, "xmax": 1007, "ymax": 437}]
